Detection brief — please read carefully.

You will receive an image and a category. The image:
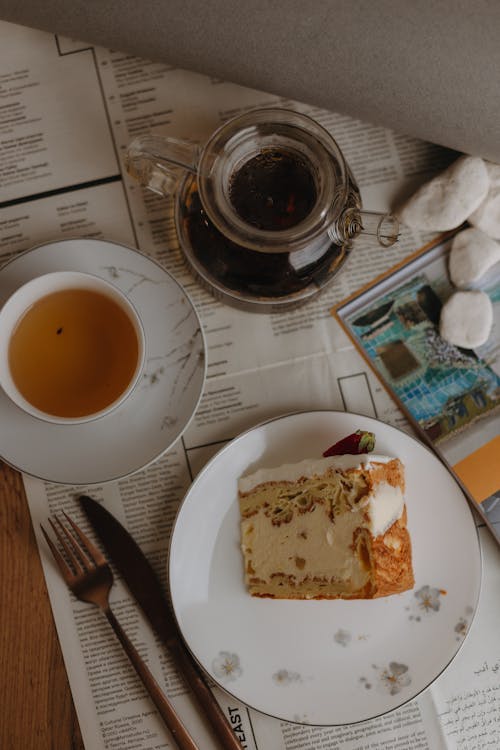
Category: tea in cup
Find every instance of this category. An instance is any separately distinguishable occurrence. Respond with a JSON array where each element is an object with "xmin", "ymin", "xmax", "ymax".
[{"xmin": 0, "ymin": 271, "xmax": 145, "ymax": 423}]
